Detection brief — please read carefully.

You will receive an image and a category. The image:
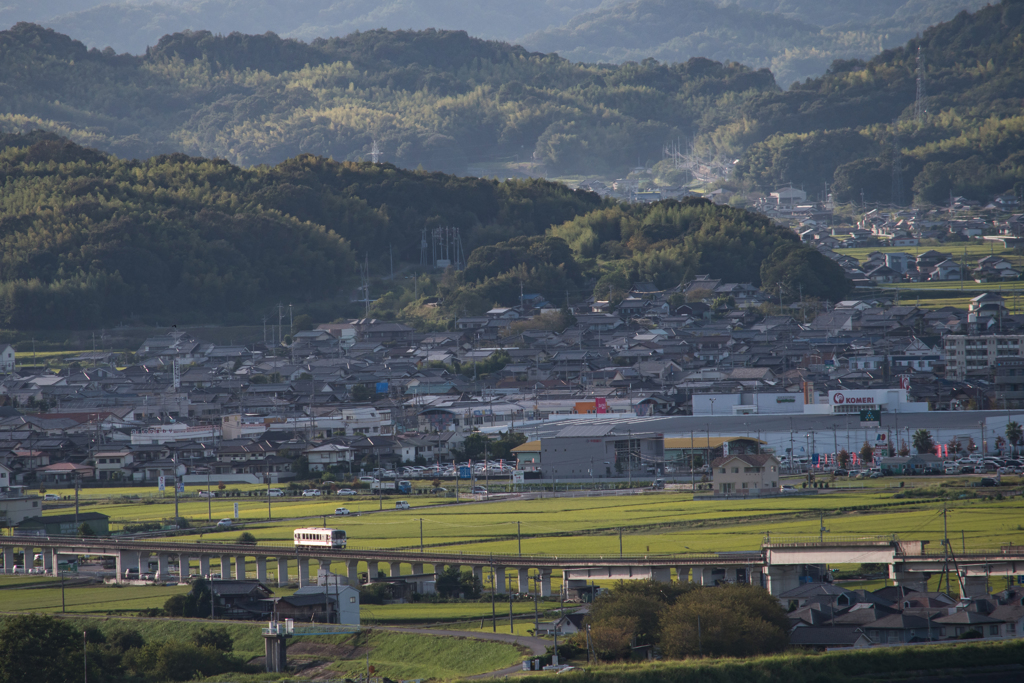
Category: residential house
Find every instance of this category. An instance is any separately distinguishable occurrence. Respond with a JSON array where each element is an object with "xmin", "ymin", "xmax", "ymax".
[{"xmin": 710, "ymin": 453, "xmax": 781, "ymax": 495}]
